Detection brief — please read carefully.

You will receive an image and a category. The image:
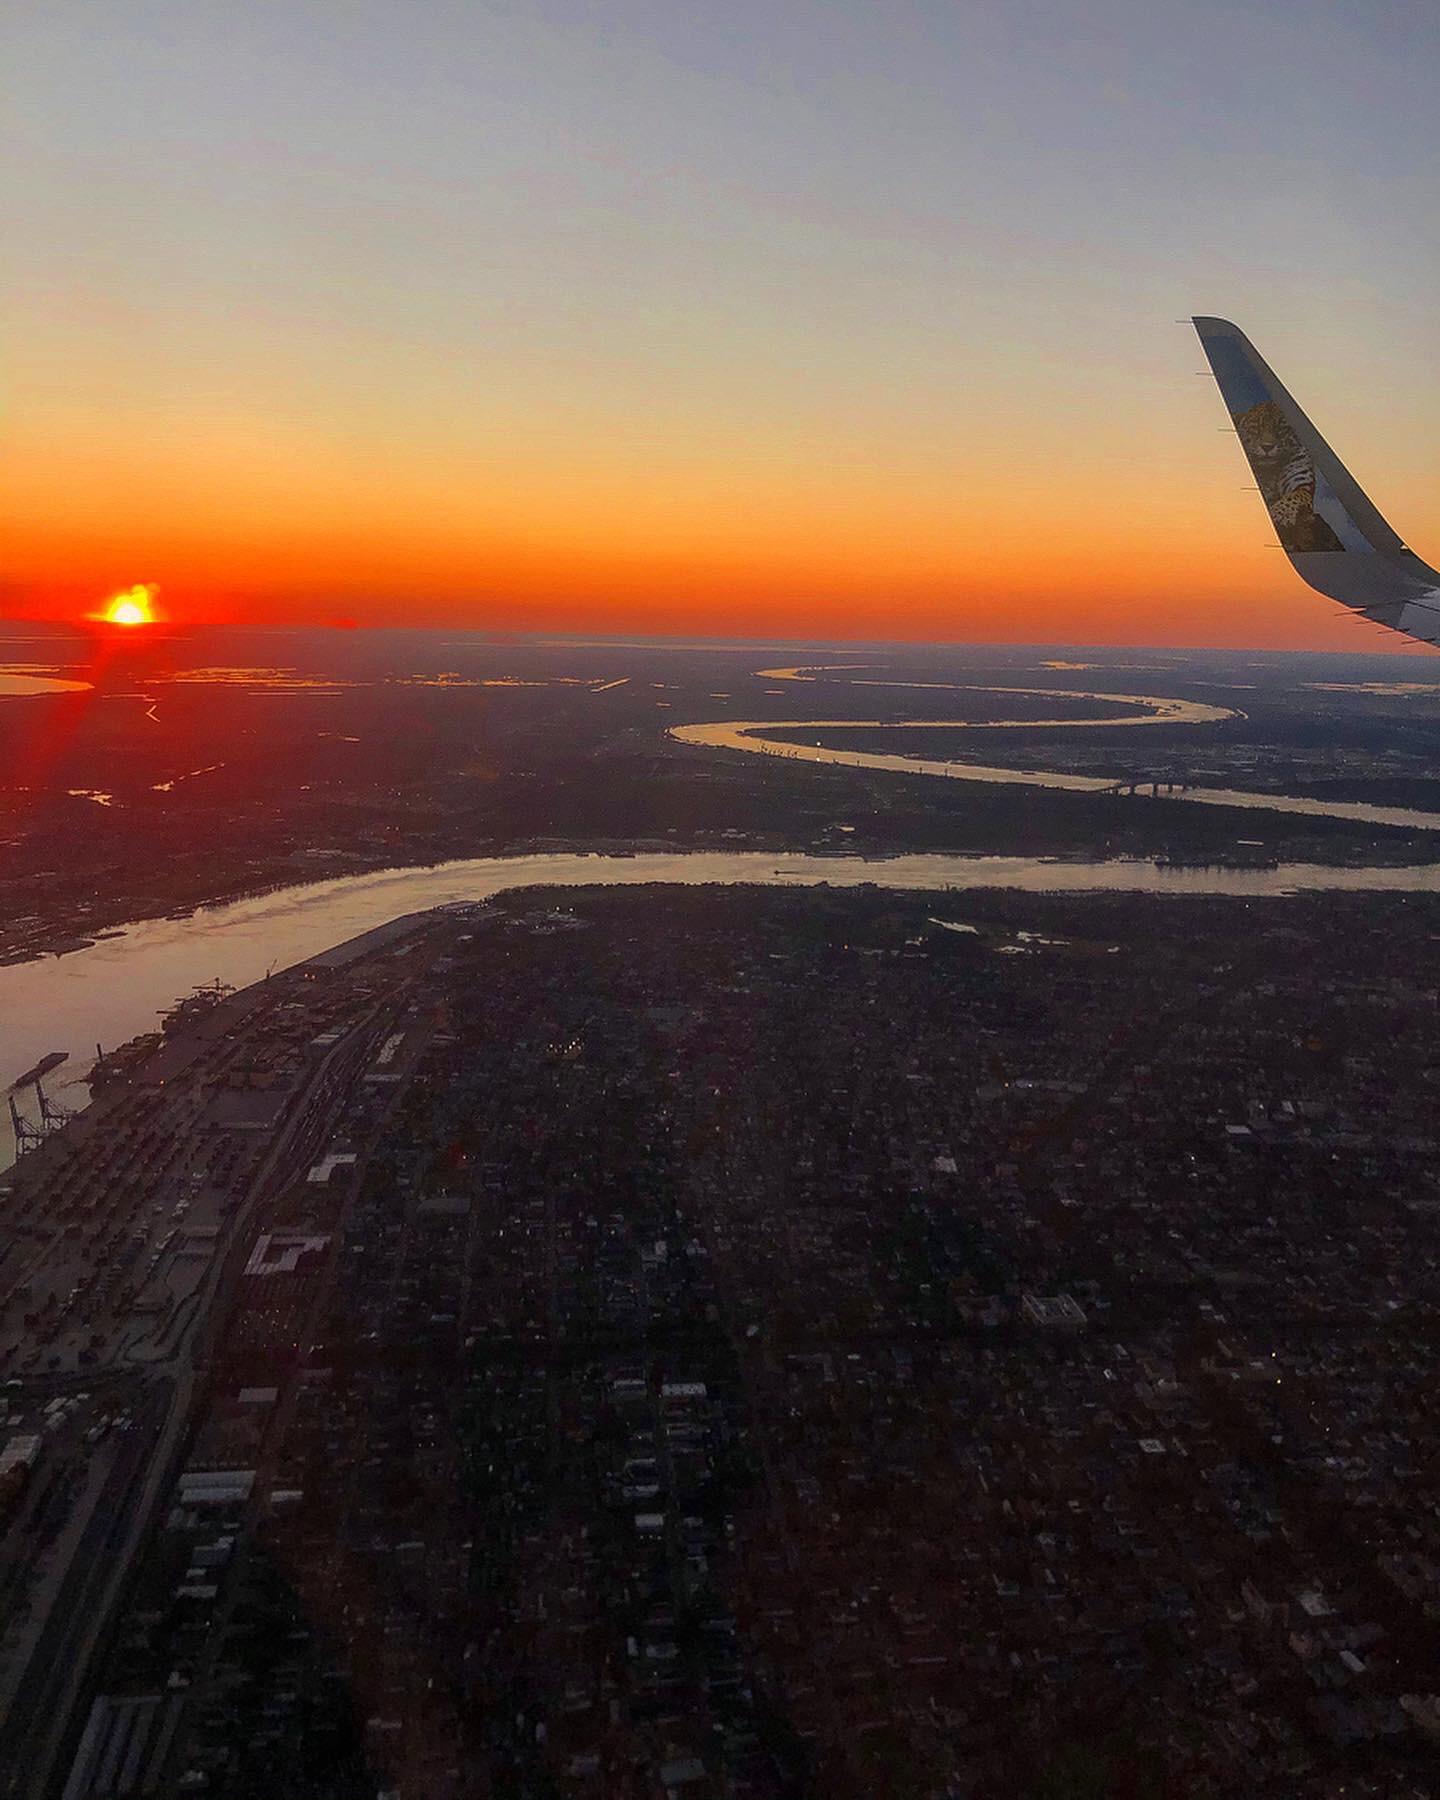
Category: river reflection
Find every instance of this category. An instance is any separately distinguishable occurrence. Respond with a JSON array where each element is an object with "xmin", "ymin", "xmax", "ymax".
[
  {"xmin": 671, "ymin": 666, "xmax": 1440, "ymax": 832},
  {"xmin": 8, "ymin": 848, "xmax": 1440, "ymax": 1166},
  {"xmin": 0, "ymin": 671, "xmax": 92, "ymax": 696},
  {"xmin": 671, "ymin": 719, "xmax": 1440, "ymax": 833}
]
